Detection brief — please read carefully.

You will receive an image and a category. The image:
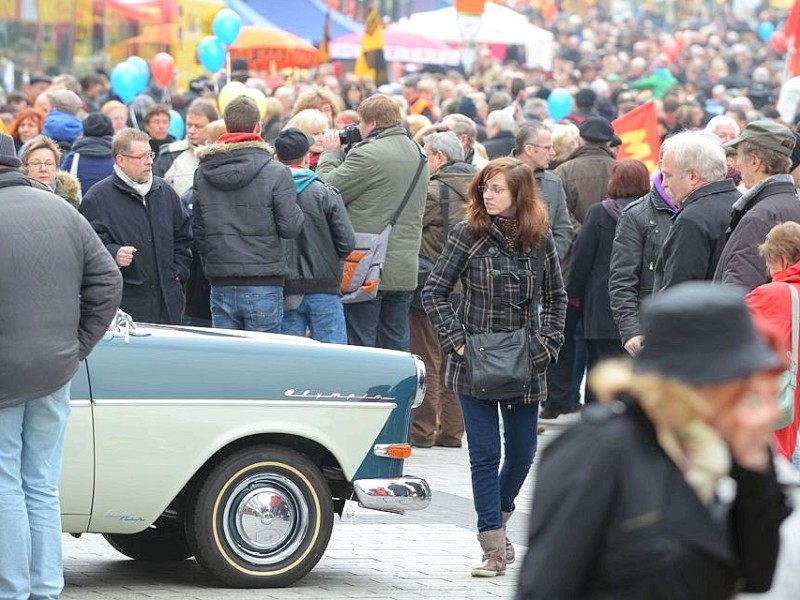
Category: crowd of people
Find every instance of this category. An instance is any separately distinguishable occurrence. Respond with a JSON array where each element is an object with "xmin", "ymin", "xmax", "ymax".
[{"xmin": 3, "ymin": 3, "xmax": 800, "ymax": 598}]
